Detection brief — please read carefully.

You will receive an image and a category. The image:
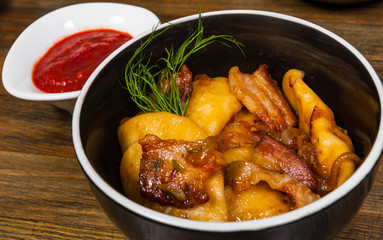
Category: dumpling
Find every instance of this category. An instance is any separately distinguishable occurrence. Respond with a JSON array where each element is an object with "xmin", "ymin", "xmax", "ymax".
[
  {"xmin": 225, "ymin": 182, "xmax": 292, "ymax": 221},
  {"xmin": 117, "ymin": 111, "xmax": 208, "ymax": 153},
  {"xmin": 118, "ymin": 112, "xmax": 228, "ymax": 221},
  {"xmin": 282, "ymin": 69, "xmax": 360, "ymax": 191},
  {"xmin": 187, "ymin": 74, "xmax": 242, "ymax": 136}
]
